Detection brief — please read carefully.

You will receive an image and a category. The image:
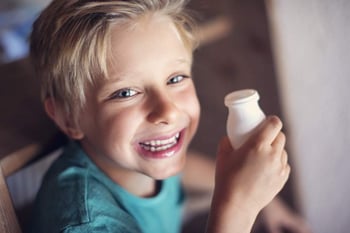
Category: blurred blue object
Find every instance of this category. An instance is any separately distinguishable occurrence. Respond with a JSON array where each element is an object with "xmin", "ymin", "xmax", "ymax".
[
  {"xmin": 0, "ymin": 7, "xmax": 41, "ymax": 64},
  {"xmin": 0, "ymin": 29, "xmax": 29, "ymax": 63}
]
